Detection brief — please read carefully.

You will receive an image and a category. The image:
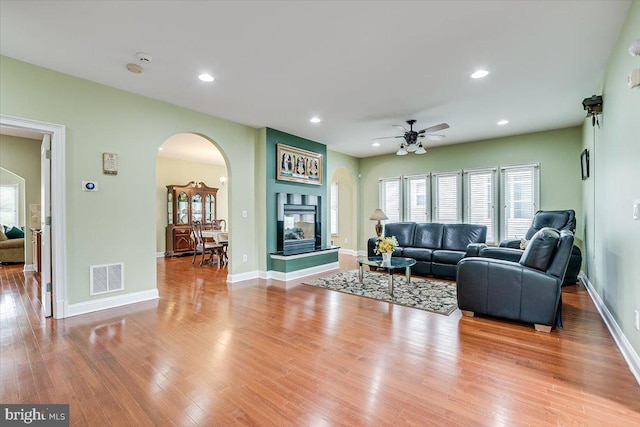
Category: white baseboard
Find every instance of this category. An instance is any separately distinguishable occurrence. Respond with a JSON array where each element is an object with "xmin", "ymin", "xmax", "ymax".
[
  {"xmin": 23, "ymin": 264, "xmax": 36, "ymax": 272},
  {"xmin": 580, "ymin": 272, "xmax": 640, "ymax": 385},
  {"xmin": 156, "ymin": 252, "xmax": 165, "ymax": 258},
  {"xmin": 65, "ymin": 288, "xmax": 159, "ymax": 318},
  {"xmin": 227, "ymin": 270, "xmax": 260, "ymax": 283},
  {"xmin": 269, "ymin": 262, "xmax": 340, "ymax": 282},
  {"xmin": 357, "ymin": 250, "xmax": 367, "ymax": 257}
]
